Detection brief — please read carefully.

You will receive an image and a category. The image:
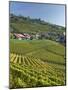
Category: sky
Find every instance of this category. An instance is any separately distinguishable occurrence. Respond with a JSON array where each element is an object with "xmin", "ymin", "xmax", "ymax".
[{"xmin": 10, "ymin": 1, "xmax": 65, "ymax": 27}]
